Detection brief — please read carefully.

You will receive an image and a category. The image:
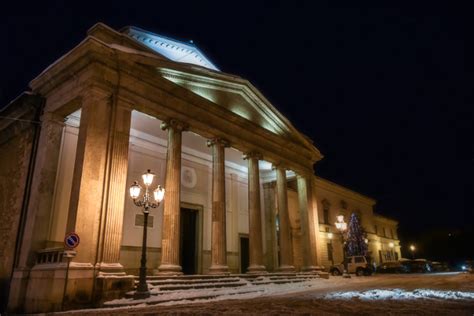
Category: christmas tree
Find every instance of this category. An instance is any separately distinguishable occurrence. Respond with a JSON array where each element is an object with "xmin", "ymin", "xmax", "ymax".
[{"xmin": 345, "ymin": 213, "xmax": 368, "ymax": 257}]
